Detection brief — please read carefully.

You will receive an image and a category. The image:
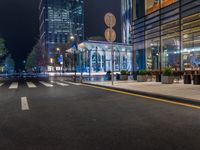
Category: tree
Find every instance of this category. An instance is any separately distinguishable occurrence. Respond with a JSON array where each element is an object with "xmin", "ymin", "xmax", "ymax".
[
  {"xmin": 25, "ymin": 49, "xmax": 37, "ymax": 71},
  {"xmin": 0, "ymin": 38, "xmax": 8, "ymax": 59},
  {"xmin": 4, "ymin": 54, "xmax": 15, "ymax": 73},
  {"xmin": 26, "ymin": 40, "xmax": 47, "ymax": 72},
  {"xmin": 34, "ymin": 41, "xmax": 47, "ymax": 67}
]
